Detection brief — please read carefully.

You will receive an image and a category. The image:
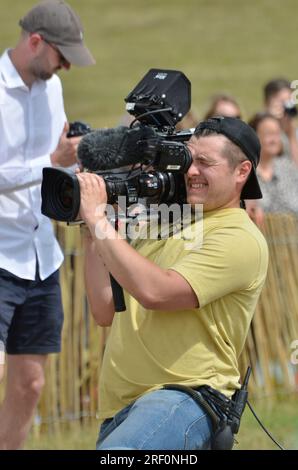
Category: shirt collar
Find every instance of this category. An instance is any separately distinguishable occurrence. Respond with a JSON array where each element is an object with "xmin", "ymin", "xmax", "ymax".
[
  {"xmin": 0, "ymin": 49, "xmax": 46, "ymax": 94},
  {"xmin": 0, "ymin": 49, "xmax": 27, "ymax": 89}
]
